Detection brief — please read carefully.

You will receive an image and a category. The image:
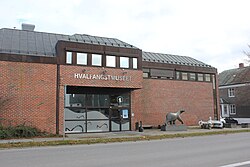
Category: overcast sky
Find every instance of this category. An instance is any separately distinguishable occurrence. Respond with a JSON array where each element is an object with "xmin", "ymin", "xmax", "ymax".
[{"xmin": 1, "ymin": 0, "xmax": 250, "ymax": 72}]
